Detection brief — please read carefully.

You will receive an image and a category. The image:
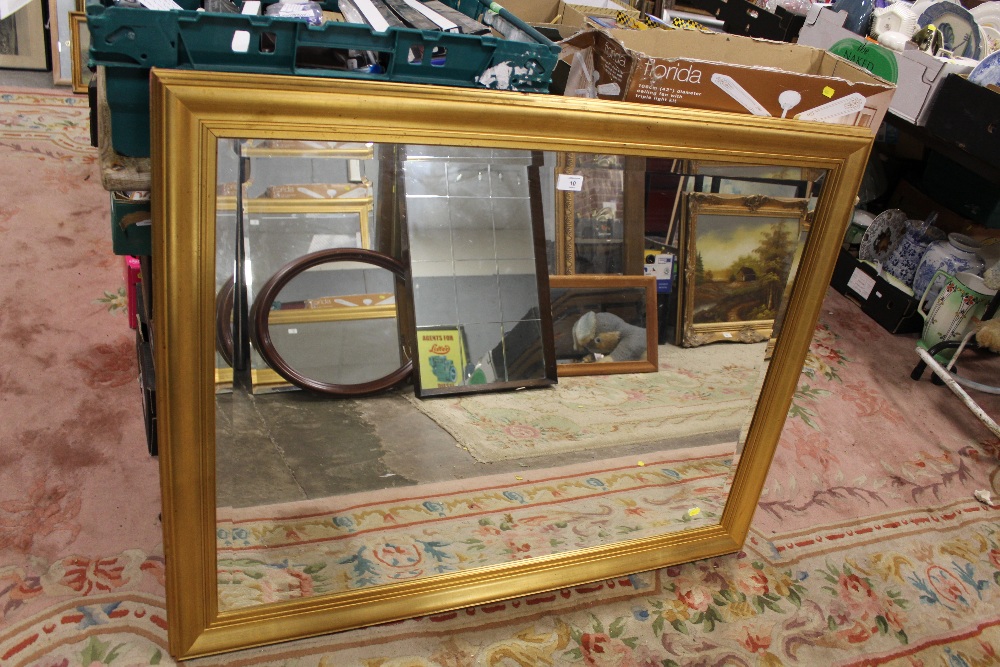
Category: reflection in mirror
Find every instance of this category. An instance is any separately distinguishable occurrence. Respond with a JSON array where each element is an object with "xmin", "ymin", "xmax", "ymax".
[
  {"xmin": 213, "ymin": 138, "xmax": 830, "ymax": 614},
  {"xmin": 249, "ymin": 249, "xmax": 411, "ymax": 394},
  {"xmin": 681, "ymin": 194, "xmax": 810, "ymax": 348},
  {"xmin": 239, "ymin": 141, "xmax": 377, "ymax": 393},
  {"xmin": 550, "ymin": 275, "xmax": 658, "ymax": 376},
  {"xmin": 402, "ymin": 146, "xmax": 556, "ymax": 396},
  {"xmin": 151, "ymin": 71, "xmax": 875, "ymax": 659},
  {"xmin": 214, "ymin": 140, "xmax": 240, "ymax": 393}
]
